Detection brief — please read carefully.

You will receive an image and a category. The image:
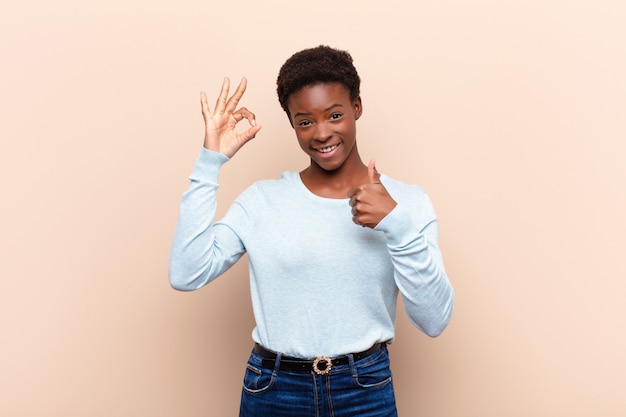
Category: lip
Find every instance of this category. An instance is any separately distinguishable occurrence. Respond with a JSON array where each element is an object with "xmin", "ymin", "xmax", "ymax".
[{"xmin": 313, "ymin": 143, "xmax": 341, "ymax": 158}]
